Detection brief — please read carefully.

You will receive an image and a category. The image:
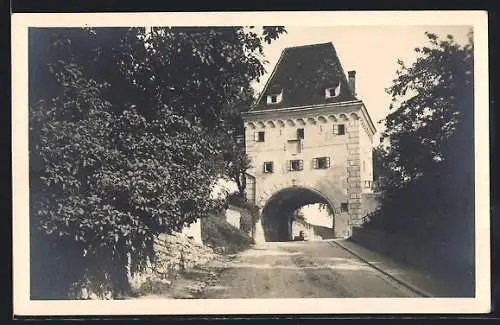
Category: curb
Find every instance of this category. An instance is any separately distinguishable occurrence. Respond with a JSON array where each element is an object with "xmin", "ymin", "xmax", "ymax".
[{"xmin": 328, "ymin": 239, "xmax": 433, "ymax": 298}]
